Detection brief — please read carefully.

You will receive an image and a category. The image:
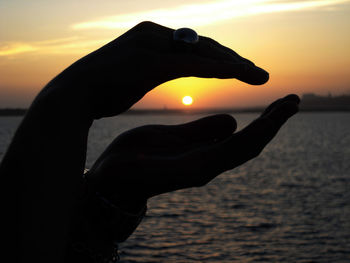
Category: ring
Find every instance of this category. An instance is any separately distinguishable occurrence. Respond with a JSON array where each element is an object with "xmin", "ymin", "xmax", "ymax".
[{"xmin": 173, "ymin": 28, "xmax": 199, "ymax": 44}]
